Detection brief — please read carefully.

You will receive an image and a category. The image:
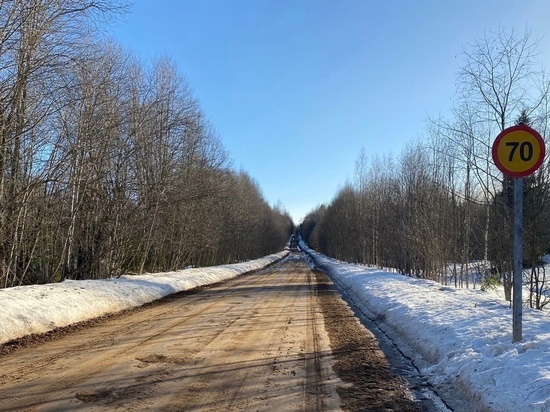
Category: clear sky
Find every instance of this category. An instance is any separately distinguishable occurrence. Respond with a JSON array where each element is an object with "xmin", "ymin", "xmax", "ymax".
[{"xmin": 109, "ymin": 0, "xmax": 550, "ymax": 223}]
